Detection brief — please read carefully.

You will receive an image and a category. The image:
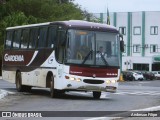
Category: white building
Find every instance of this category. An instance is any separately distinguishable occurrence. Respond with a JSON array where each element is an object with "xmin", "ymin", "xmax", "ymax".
[{"xmin": 93, "ymin": 11, "xmax": 160, "ymax": 71}]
